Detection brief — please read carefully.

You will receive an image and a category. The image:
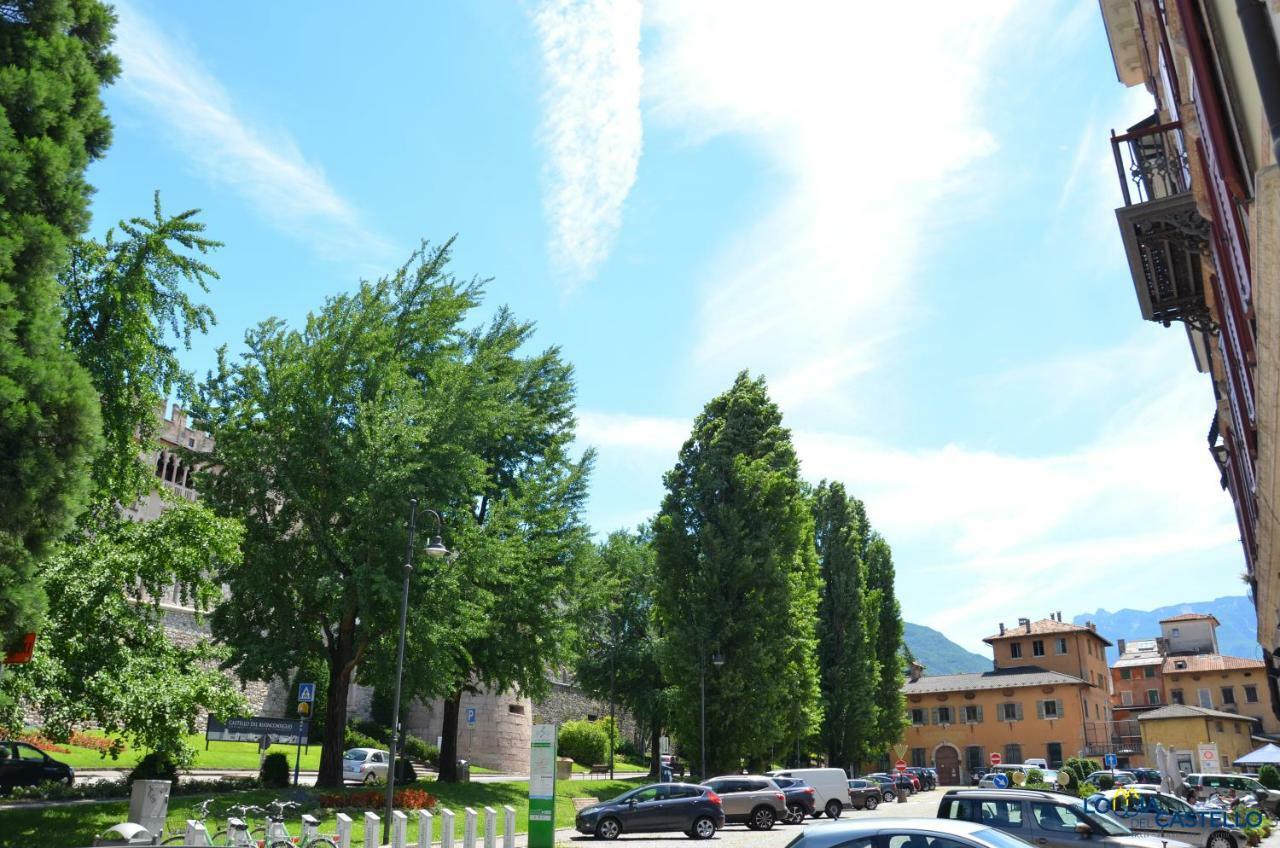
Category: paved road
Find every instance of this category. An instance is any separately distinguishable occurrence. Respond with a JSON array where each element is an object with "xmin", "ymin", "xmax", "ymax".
[{"xmin": 559, "ymin": 791, "xmax": 942, "ymax": 848}]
